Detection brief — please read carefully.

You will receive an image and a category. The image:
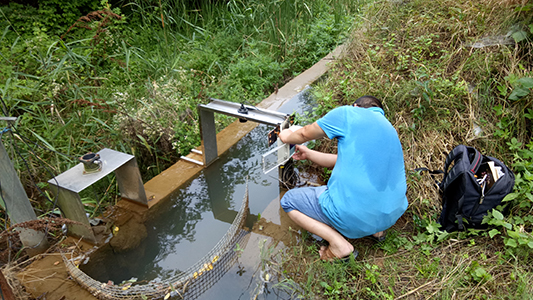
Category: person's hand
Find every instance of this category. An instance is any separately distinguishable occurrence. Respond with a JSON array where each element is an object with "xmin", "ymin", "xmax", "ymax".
[{"xmin": 292, "ymin": 144, "xmax": 310, "ymax": 161}]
